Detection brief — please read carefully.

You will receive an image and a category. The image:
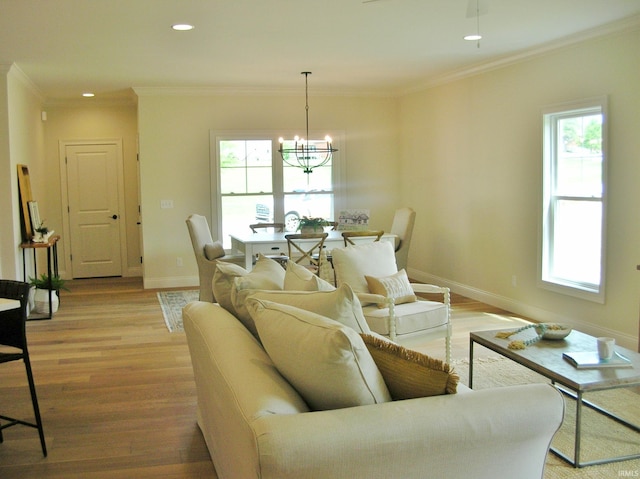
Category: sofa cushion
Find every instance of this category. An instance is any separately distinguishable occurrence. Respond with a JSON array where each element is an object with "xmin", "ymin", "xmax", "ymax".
[
  {"xmin": 284, "ymin": 260, "xmax": 335, "ymax": 292},
  {"xmin": 360, "ymin": 333, "xmax": 458, "ymax": 399},
  {"xmin": 213, "ymin": 255, "xmax": 285, "ymax": 320},
  {"xmin": 363, "ymin": 300, "xmax": 449, "ymax": 336},
  {"xmin": 332, "ymin": 241, "xmax": 398, "ymax": 295},
  {"xmin": 235, "ymin": 284, "xmax": 371, "ymax": 336},
  {"xmin": 247, "ymin": 299, "xmax": 391, "ymax": 410},
  {"xmin": 365, "ymin": 269, "xmax": 416, "ymax": 308},
  {"xmin": 204, "ymin": 241, "xmax": 226, "ymax": 261}
]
